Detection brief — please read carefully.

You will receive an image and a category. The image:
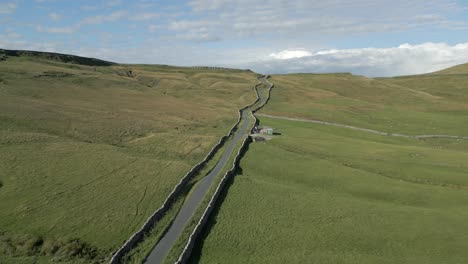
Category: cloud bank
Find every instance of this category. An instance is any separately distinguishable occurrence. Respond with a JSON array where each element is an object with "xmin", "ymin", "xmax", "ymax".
[
  {"xmin": 175, "ymin": 0, "xmax": 466, "ymax": 42},
  {"xmin": 269, "ymin": 50, "xmax": 312, "ymax": 60},
  {"xmin": 2, "ymin": 1, "xmax": 468, "ymax": 77},
  {"xmin": 0, "ymin": 2, "xmax": 16, "ymax": 14},
  {"xmin": 244, "ymin": 42, "xmax": 468, "ymax": 77}
]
